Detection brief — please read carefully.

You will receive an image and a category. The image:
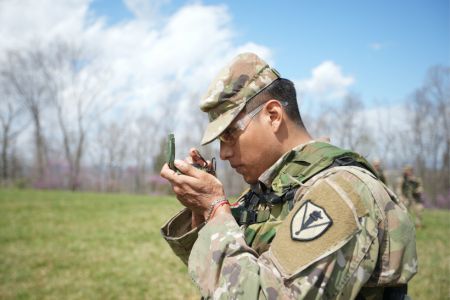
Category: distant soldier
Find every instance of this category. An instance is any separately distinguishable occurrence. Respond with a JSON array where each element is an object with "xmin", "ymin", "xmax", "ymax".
[
  {"xmin": 372, "ymin": 159, "xmax": 387, "ymax": 185},
  {"xmin": 398, "ymin": 165, "xmax": 424, "ymax": 228}
]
